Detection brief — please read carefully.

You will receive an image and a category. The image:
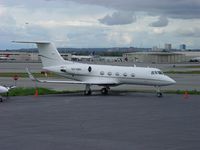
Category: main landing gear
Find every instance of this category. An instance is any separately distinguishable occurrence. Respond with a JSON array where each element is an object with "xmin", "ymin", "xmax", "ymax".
[
  {"xmin": 0, "ymin": 92, "xmax": 9, "ymax": 103},
  {"xmin": 155, "ymin": 86, "xmax": 163, "ymax": 97},
  {"xmin": 101, "ymin": 87, "xmax": 110, "ymax": 95},
  {"xmin": 84, "ymin": 84, "xmax": 92, "ymax": 95},
  {"xmin": 0, "ymin": 96, "xmax": 3, "ymax": 102},
  {"xmin": 84, "ymin": 85, "xmax": 110, "ymax": 95}
]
